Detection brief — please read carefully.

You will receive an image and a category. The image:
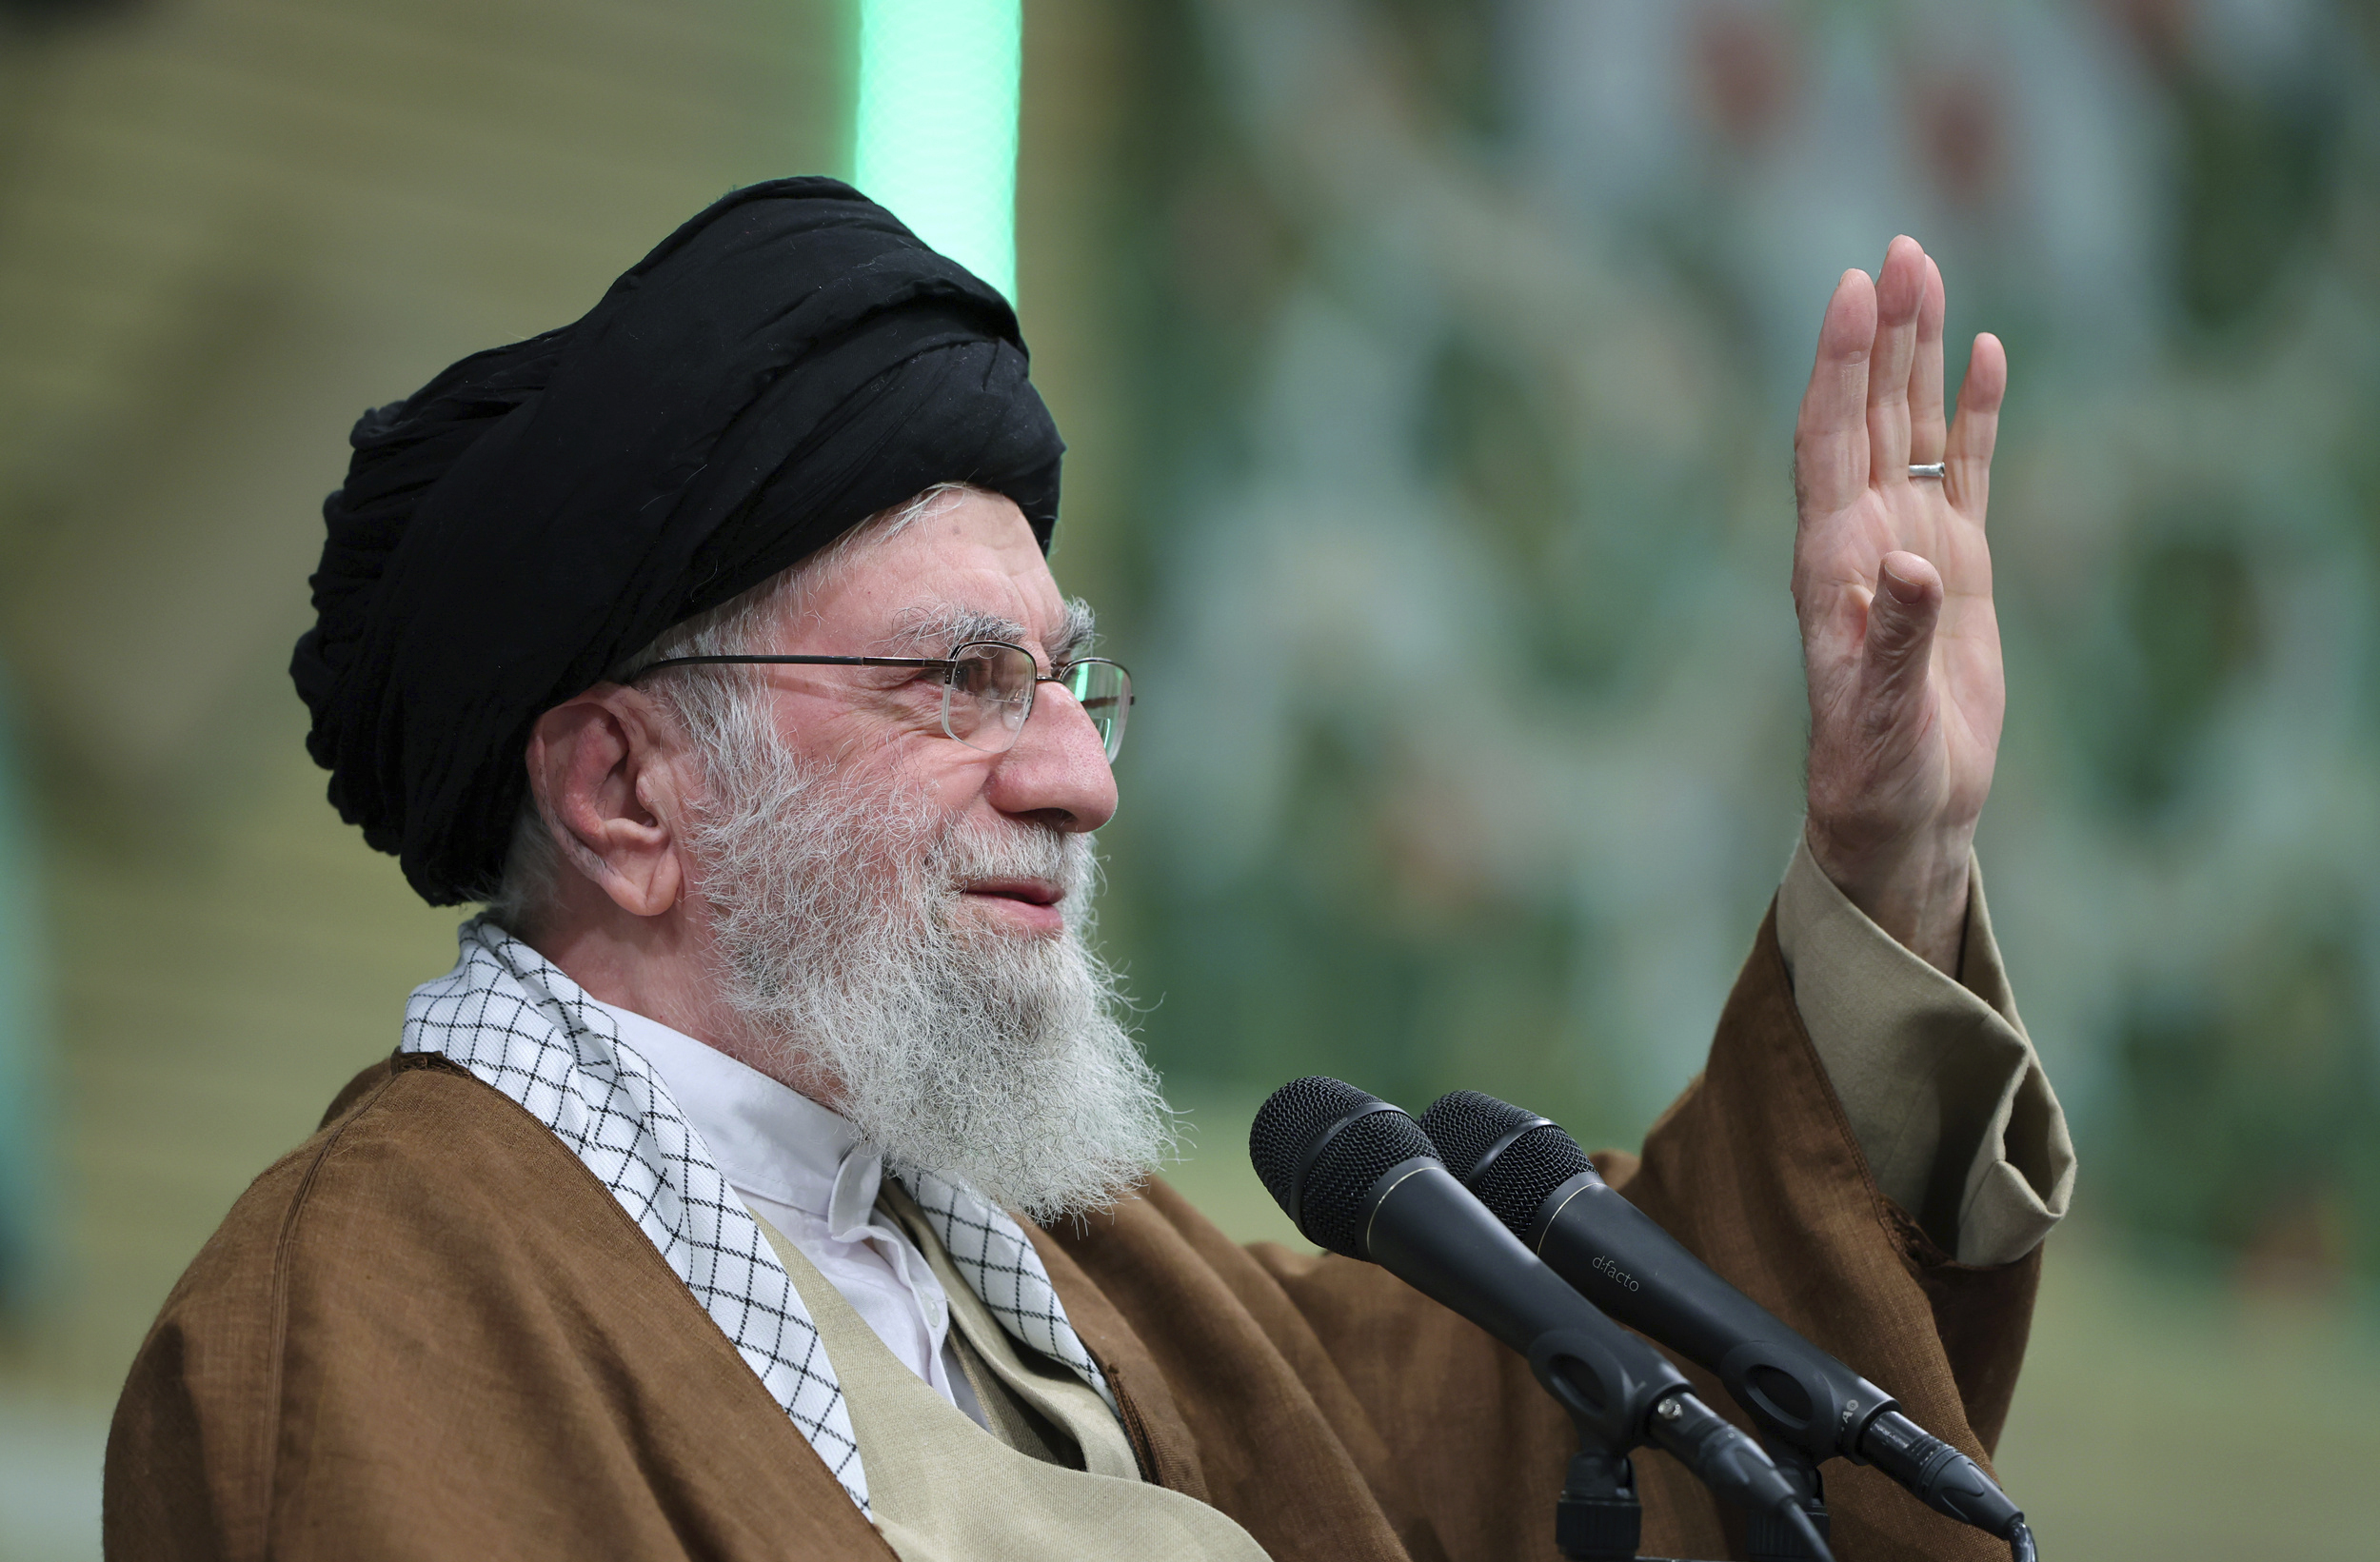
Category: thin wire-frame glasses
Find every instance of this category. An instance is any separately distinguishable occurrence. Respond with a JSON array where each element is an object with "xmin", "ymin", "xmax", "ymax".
[{"xmin": 631, "ymin": 640, "xmax": 1133, "ymax": 762}]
